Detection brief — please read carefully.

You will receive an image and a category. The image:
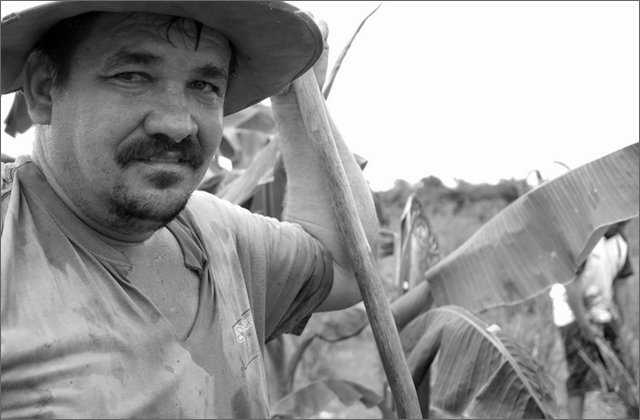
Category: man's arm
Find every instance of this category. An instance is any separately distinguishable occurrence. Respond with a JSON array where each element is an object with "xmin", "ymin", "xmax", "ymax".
[
  {"xmin": 612, "ymin": 279, "xmax": 628, "ymax": 325},
  {"xmin": 565, "ymin": 264, "xmax": 600, "ymax": 341},
  {"xmin": 270, "ymin": 22, "xmax": 378, "ymax": 312},
  {"xmin": 612, "ymin": 237, "xmax": 634, "ymax": 325}
]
